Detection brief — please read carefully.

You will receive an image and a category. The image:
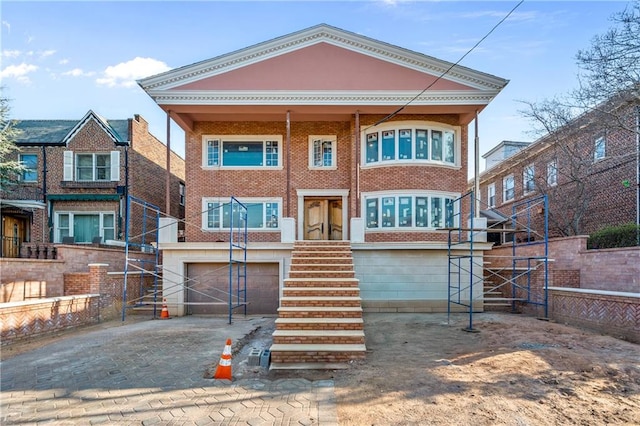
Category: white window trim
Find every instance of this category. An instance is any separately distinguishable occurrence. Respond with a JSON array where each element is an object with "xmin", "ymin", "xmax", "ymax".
[
  {"xmin": 68, "ymin": 151, "xmax": 119, "ymax": 182},
  {"xmin": 547, "ymin": 160, "xmax": 558, "ymax": 187},
  {"xmin": 308, "ymin": 135, "xmax": 337, "ymax": 170},
  {"xmin": 594, "ymin": 136, "xmax": 606, "ymax": 161},
  {"xmin": 201, "ymin": 135, "xmax": 283, "ymax": 170},
  {"xmin": 487, "ymin": 183, "xmax": 496, "ymax": 208},
  {"xmin": 53, "ymin": 211, "xmax": 116, "ymax": 243},
  {"xmin": 523, "ymin": 164, "xmax": 535, "ymax": 195},
  {"xmin": 360, "ymin": 120, "xmax": 461, "ymax": 169},
  {"xmin": 503, "ymin": 175, "xmax": 515, "ymax": 203},
  {"xmin": 361, "ymin": 189, "xmax": 460, "ymax": 232},
  {"xmin": 201, "ymin": 197, "xmax": 282, "ymax": 231}
]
